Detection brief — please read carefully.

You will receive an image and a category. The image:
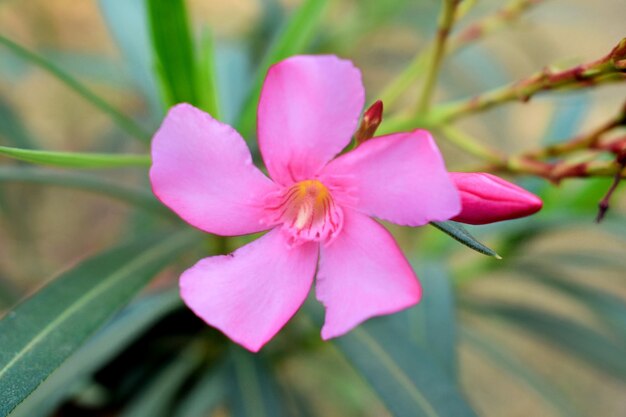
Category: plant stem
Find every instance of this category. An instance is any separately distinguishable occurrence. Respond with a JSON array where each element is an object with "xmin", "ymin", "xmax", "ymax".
[
  {"xmin": 415, "ymin": 0, "xmax": 460, "ymax": 114},
  {"xmin": 523, "ymin": 104, "xmax": 626, "ymax": 159},
  {"xmin": 448, "ymin": 0, "xmax": 545, "ymax": 51},
  {"xmin": 379, "ymin": 0, "xmax": 544, "ymax": 110},
  {"xmin": 435, "ymin": 38, "xmax": 626, "ymax": 122}
]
